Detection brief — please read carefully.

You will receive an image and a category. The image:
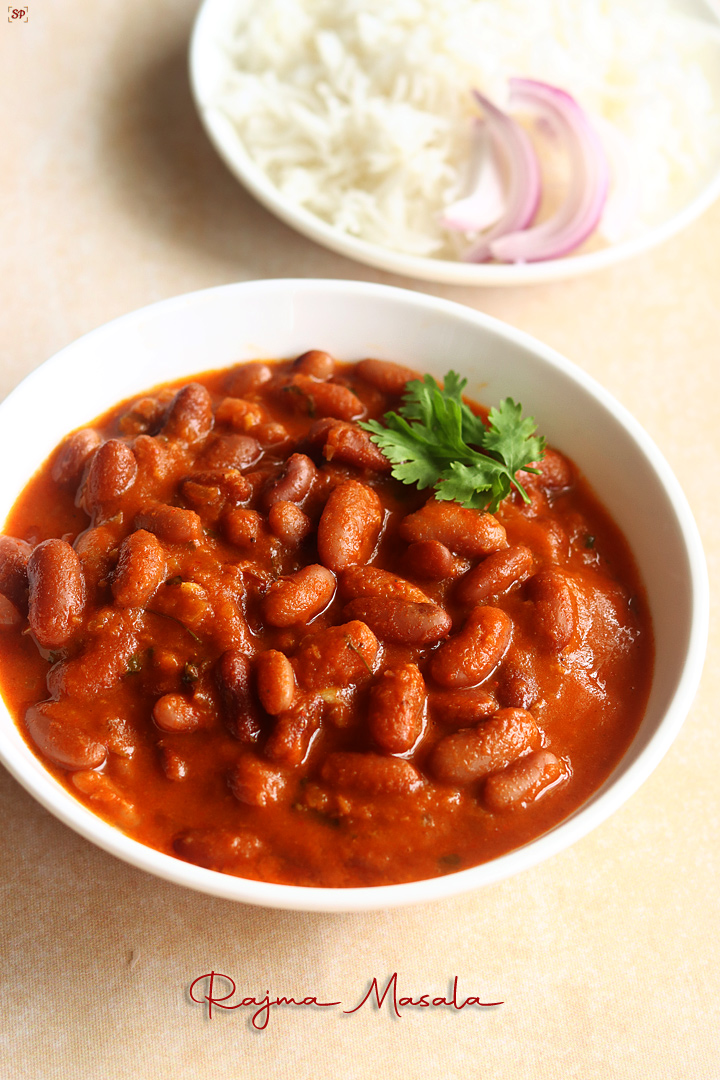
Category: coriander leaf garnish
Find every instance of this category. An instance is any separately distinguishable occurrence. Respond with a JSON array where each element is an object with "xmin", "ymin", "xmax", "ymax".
[
  {"xmin": 483, "ymin": 398, "xmax": 544, "ymax": 477},
  {"xmin": 434, "ymin": 460, "xmax": 511, "ymax": 511},
  {"xmin": 359, "ymin": 371, "xmax": 544, "ymax": 513}
]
